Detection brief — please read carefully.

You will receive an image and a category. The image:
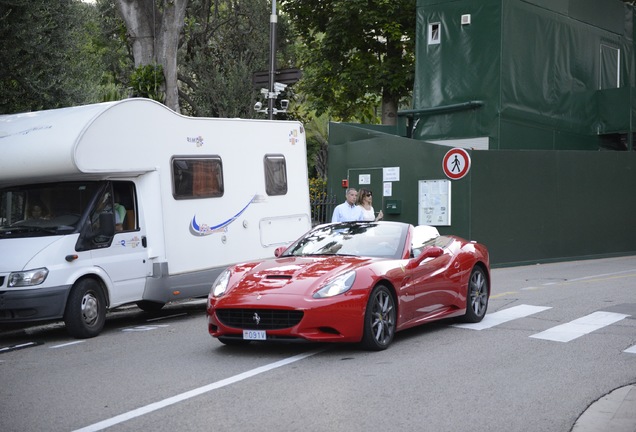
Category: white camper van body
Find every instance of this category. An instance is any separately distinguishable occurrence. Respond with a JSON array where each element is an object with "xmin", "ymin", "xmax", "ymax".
[{"xmin": 0, "ymin": 98, "xmax": 311, "ymax": 337}]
